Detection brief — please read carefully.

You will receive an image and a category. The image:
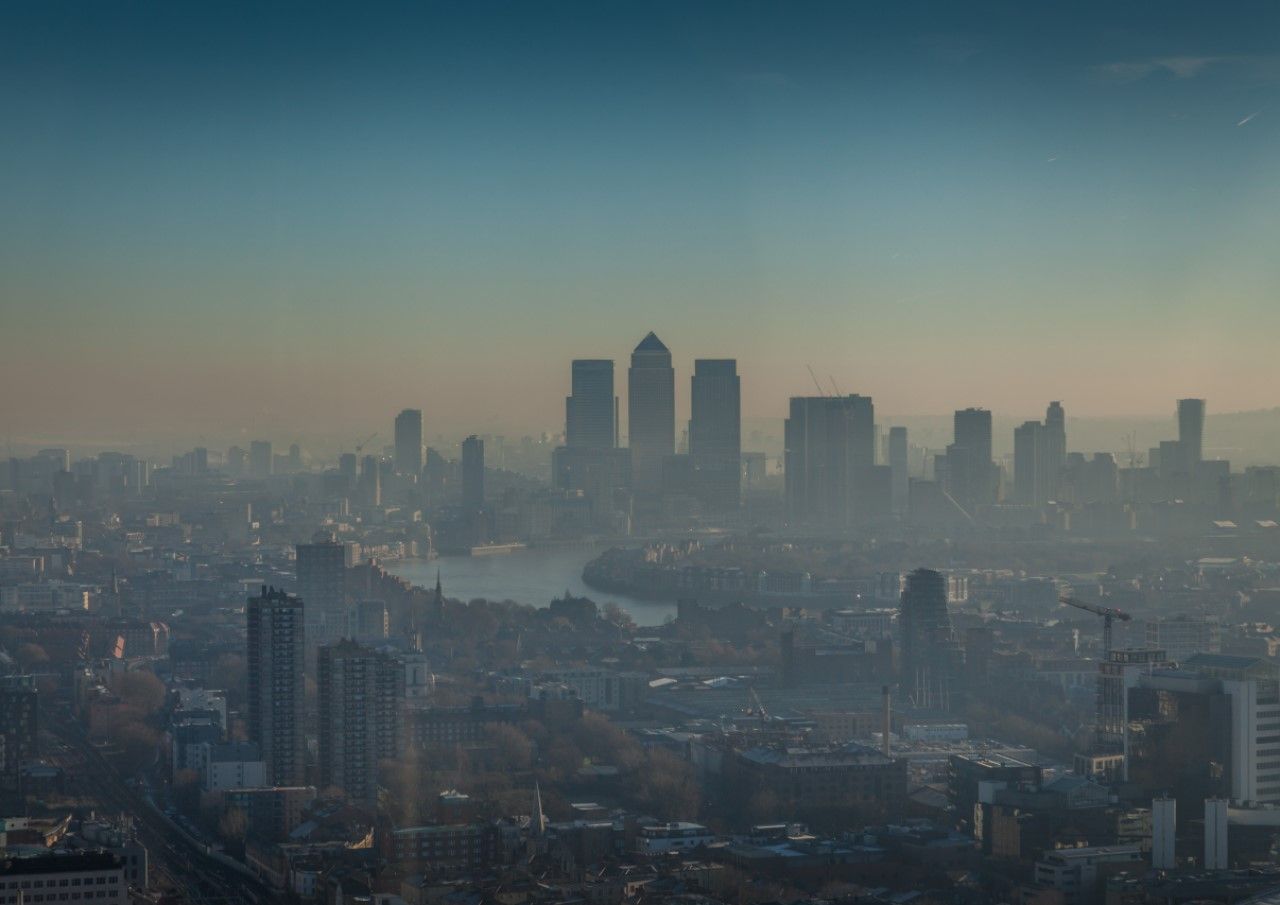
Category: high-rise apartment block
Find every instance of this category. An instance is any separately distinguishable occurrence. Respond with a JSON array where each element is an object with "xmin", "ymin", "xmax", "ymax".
[
  {"xmin": 318, "ymin": 640, "xmax": 406, "ymax": 807},
  {"xmin": 898, "ymin": 568, "xmax": 962, "ymax": 710},
  {"xmin": 247, "ymin": 586, "xmax": 306, "ymax": 786},
  {"xmin": 297, "ymin": 532, "xmax": 349, "ymax": 651}
]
